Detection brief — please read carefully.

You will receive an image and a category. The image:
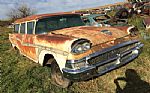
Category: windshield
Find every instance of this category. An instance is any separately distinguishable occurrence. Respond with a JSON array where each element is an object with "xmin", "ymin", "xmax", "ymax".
[{"xmin": 35, "ymin": 14, "xmax": 85, "ymax": 34}]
